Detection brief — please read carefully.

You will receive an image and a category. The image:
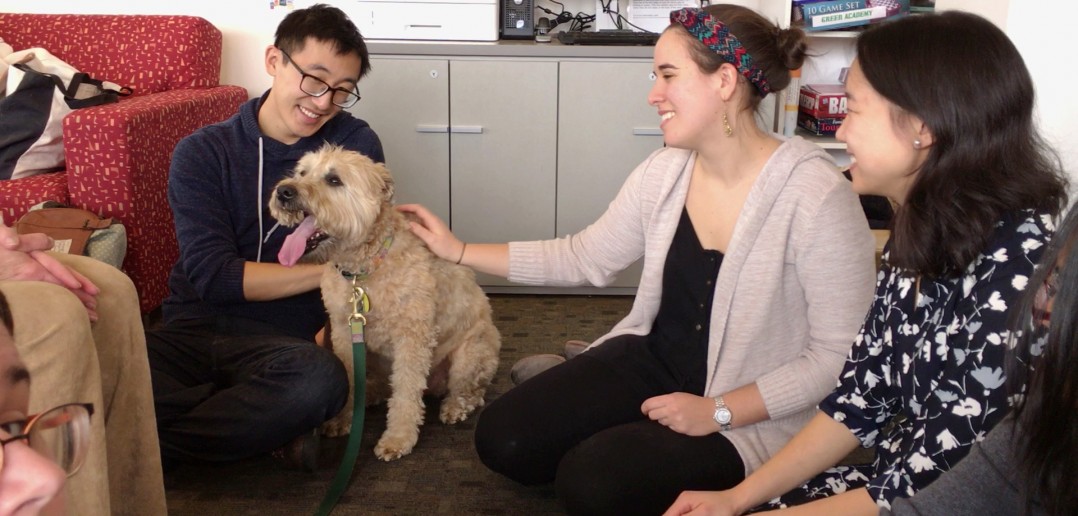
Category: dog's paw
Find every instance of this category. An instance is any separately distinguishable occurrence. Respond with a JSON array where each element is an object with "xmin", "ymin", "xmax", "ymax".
[
  {"xmin": 374, "ymin": 432, "xmax": 417, "ymax": 461},
  {"xmin": 322, "ymin": 412, "xmax": 353, "ymax": 437},
  {"xmin": 439, "ymin": 395, "xmax": 485, "ymax": 425}
]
